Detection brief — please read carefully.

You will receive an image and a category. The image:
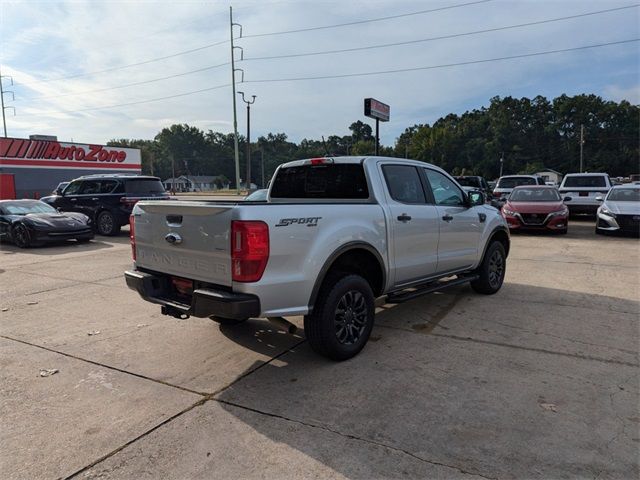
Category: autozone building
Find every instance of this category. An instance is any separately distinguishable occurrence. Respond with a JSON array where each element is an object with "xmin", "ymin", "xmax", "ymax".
[{"xmin": 0, "ymin": 137, "xmax": 142, "ymax": 199}]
